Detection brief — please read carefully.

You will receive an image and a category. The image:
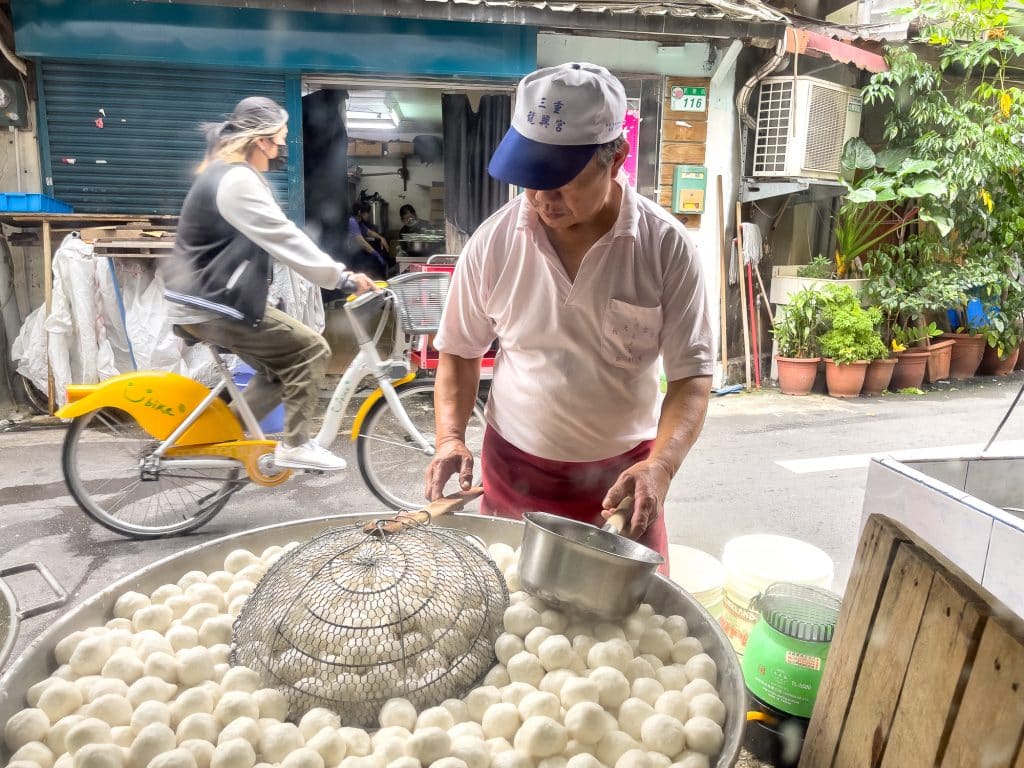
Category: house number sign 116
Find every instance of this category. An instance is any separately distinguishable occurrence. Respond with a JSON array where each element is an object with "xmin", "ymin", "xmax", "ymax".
[{"xmin": 671, "ymin": 86, "xmax": 707, "ymax": 112}]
